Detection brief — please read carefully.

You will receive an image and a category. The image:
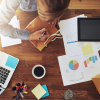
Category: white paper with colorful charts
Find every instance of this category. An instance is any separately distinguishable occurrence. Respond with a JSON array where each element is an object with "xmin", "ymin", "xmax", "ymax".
[{"xmin": 58, "ymin": 53, "xmax": 100, "ymax": 86}]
